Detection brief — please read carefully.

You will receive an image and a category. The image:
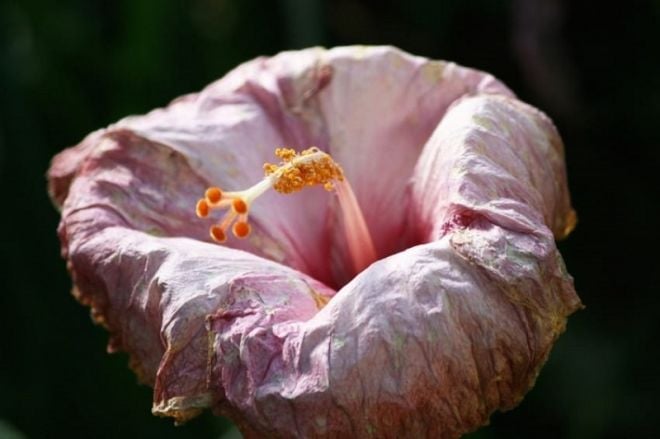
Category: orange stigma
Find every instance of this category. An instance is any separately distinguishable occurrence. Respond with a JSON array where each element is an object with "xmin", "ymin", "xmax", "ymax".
[
  {"xmin": 196, "ymin": 199, "xmax": 209, "ymax": 218},
  {"xmin": 209, "ymin": 225, "xmax": 227, "ymax": 243},
  {"xmin": 232, "ymin": 198, "xmax": 248, "ymax": 214},
  {"xmin": 196, "ymin": 147, "xmax": 345, "ymax": 244},
  {"xmin": 232, "ymin": 221, "xmax": 251, "ymax": 238},
  {"xmin": 205, "ymin": 187, "xmax": 223, "ymax": 204}
]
